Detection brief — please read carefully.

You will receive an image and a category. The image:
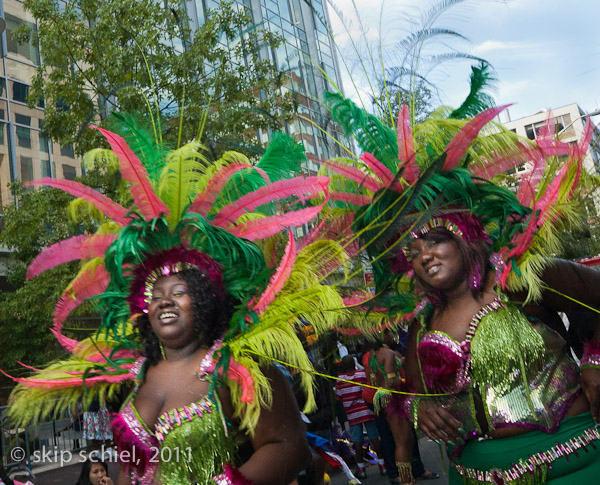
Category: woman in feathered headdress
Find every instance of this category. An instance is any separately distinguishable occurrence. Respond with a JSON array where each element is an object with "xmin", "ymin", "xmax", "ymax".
[
  {"xmin": 321, "ymin": 74, "xmax": 600, "ymax": 484},
  {"xmin": 4, "ymin": 121, "xmax": 351, "ymax": 484}
]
